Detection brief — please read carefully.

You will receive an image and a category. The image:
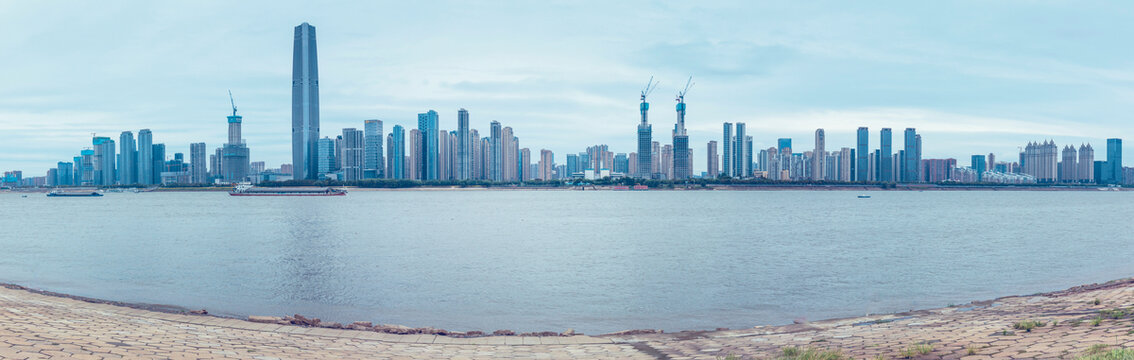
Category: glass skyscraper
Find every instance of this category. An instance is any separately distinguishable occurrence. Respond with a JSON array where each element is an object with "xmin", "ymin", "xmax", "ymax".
[
  {"xmin": 457, "ymin": 109, "xmax": 470, "ymax": 180},
  {"xmin": 855, "ymin": 127, "xmax": 868, "ymax": 181},
  {"xmin": 292, "ymin": 22, "xmax": 320, "ymax": 180},
  {"xmin": 880, "ymin": 128, "xmax": 892, "ymax": 182},
  {"xmin": 137, "ymin": 129, "xmax": 153, "ymax": 185},
  {"xmin": 417, "ymin": 110, "xmax": 439, "ymax": 180},
  {"xmin": 364, "ymin": 119, "xmax": 383, "ymax": 179},
  {"xmin": 1107, "ymin": 138, "xmax": 1123, "ymax": 185}
]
